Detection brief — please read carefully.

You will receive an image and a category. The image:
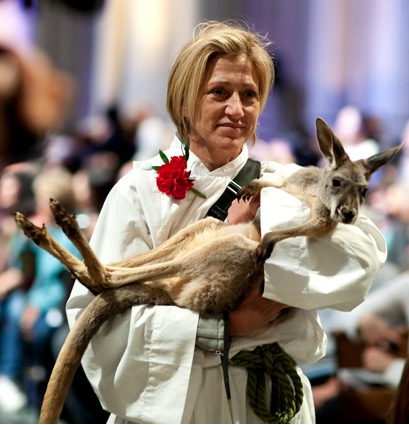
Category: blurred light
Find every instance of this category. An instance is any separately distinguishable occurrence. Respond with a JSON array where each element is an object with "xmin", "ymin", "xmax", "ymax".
[{"xmin": 0, "ymin": 0, "xmax": 35, "ymax": 54}]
